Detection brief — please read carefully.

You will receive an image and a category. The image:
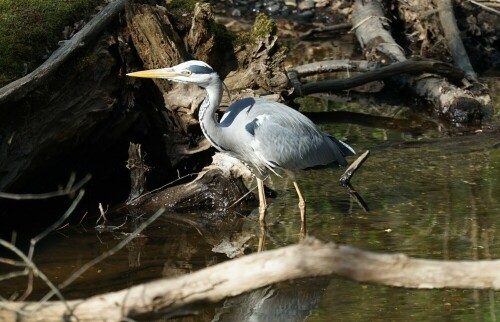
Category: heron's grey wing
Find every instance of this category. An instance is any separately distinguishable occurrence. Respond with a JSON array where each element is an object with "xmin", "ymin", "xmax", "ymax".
[{"xmin": 245, "ymin": 98, "xmax": 349, "ymax": 170}]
